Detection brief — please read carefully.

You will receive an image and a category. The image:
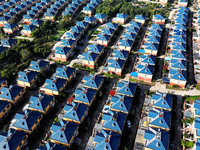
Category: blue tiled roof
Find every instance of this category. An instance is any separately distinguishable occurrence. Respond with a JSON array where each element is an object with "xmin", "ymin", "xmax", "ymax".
[
  {"xmin": 116, "ymin": 81, "xmax": 137, "ymax": 97},
  {"xmin": 118, "ymin": 39, "xmax": 133, "ymax": 47},
  {"xmin": 29, "ymin": 94, "xmax": 54, "ymax": 113},
  {"xmin": 146, "ymin": 36, "xmax": 160, "ymax": 44},
  {"xmin": 172, "ymin": 51, "xmax": 186, "ymax": 60},
  {"xmin": 63, "ymin": 102, "xmax": 88, "ymax": 122},
  {"xmin": 145, "ymin": 43, "xmax": 159, "ymax": 51},
  {"xmin": 149, "ymin": 30, "xmax": 162, "ymax": 37},
  {"xmin": 122, "ymin": 32, "xmax": 136, "ymax": 40},
  {"xmin": 95, "ymin": 13, "xmax": 107, "ymax": 19},
  {"xmin": 154, "ymin": 14, "xmax": 165, "ymax": 20},
  {"xmin": 106, "ymin": 23, "xmax": 118, "ymax": 30},
  {"xmin": 135, "ymin": 15, "xmax": 146, "ymax": 21},
  {"xmin": 1, "ymin": 39, "xmax": 16, "ymax": 47},
  {"xmin": 55, "ymin": 46, "xmax": 71, "ymax": 55},
  {"xmin": 112, "ymin": 50, "xmax": 128, "ymax": 60},
  {"xmin": 94, "ymin": 130, "xmax": 121, "ymax": 150},
  {"xmin": 55, "ymin": 66, "xmax": 76, "ymax": 80},
  {"xmin": 0, "ymin": 129, "xmax": 27, "ymax": 150},
  {"xmin": 76, "ymin": 21, "xmax": 89, "ymax": 28},
  {"xmin": 172, "ymin": 43, "xmax": 186, "ymax": 50},
  {"xmin": 129, "ymin": 22, "xmax": 141, "ymax": 28},
  {"xmin": 12, "ymin": 110, "xmax": 42, "ymax": 132},
  {"xmin": 83, "ymin": 76, "xmax": 103, "ymax": 89},
  {"xmin": 125, "ymin": 26, "xmax": 139, "ymax": 34},
  {"xmin": 116, "ymin": 13, "xmax": 129, "ymax": 19},
  {"xmin": 17, "ymin": 70, "xmax": 39, "ymax": 83},
  {"xmin": 0, "ymin": 85, "xmax": 24, "ymax": 101},
  {"xmin": 37, "ymin": 142, "xmax": 67, "ymax": 150},
  {"xmin": 151, "ymin": 24, "xmax": 163, "ymax": 31},
  {"xmin": 102, "ymin": 28, "xmax": 114, "ymax": 35},
  {"xmin": 74, "ymin": 88, "xmax": 97, "ymax": 104},
  {"xmin": 50, "ymin": 120, "xmax": 78, "ymax": 145},
  {"xmin": 152, "ymin": 94, "xmax": 172, "ymax": 110},
  {"xmin": 82, "ymin": 52, "xmax": 99, "ymax": 62},
  {"xmin": 84, "ymin": 16, "xmax": 96, "ymax": 23},
  {"xmin": 171, "ymin": 60, "xmax": 187, "ymax": 70},
  {"xmin": 170, "ymin": 70, "xmax": 187, "ymax": 81},
  {"xmin": 141, "ymin": 55, "xmax": 156, "ymax": 65},
  {"xmin": 30, "ymin": 19, "xmax": 43, "ymax": 26},
  {"xmin": 144, "ymin": 127, "xmax": 169, "ymax": 150},
  {"xmin": 3, "ymin": 23, "xmax": 18, "ymax": 29},
  {"xmin": 139, "ymin": 65, "xmax": 154, "ymax": 75},
  {"xmin": 108, "ymin": 58, "xmax": 125, "ymax": 69},
  {"xmin": 102, "ymin": 110, "xmax": 127, "ymax": 133},
  {"xmin": 97, "ymin": 34, "xmax": 111, "ymax": 41},
  {"xmin": 43, "ymin": 78, "xmax": 67, "ymax": 92},
  {"xmin": 0, "ymin": 100, "xmax": 10, "ymax": 113},
  {"xmin": 29, "ymin": 60, "xmax": 49, "ymax": 72},
  {"xmin": 87, "ymin": 44, "xmax": 104, "ymax": 53},
  {"xmin": 148, "ymin": 109, "xmax": 171, "ymax": 130}
]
